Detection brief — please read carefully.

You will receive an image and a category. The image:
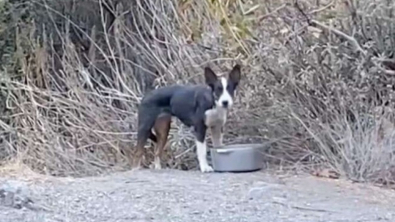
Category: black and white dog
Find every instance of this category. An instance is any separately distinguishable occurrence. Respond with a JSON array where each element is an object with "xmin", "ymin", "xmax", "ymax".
[{"xmin": 134, "ymin": 64, "xmax": 241, "ymax": 172}]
